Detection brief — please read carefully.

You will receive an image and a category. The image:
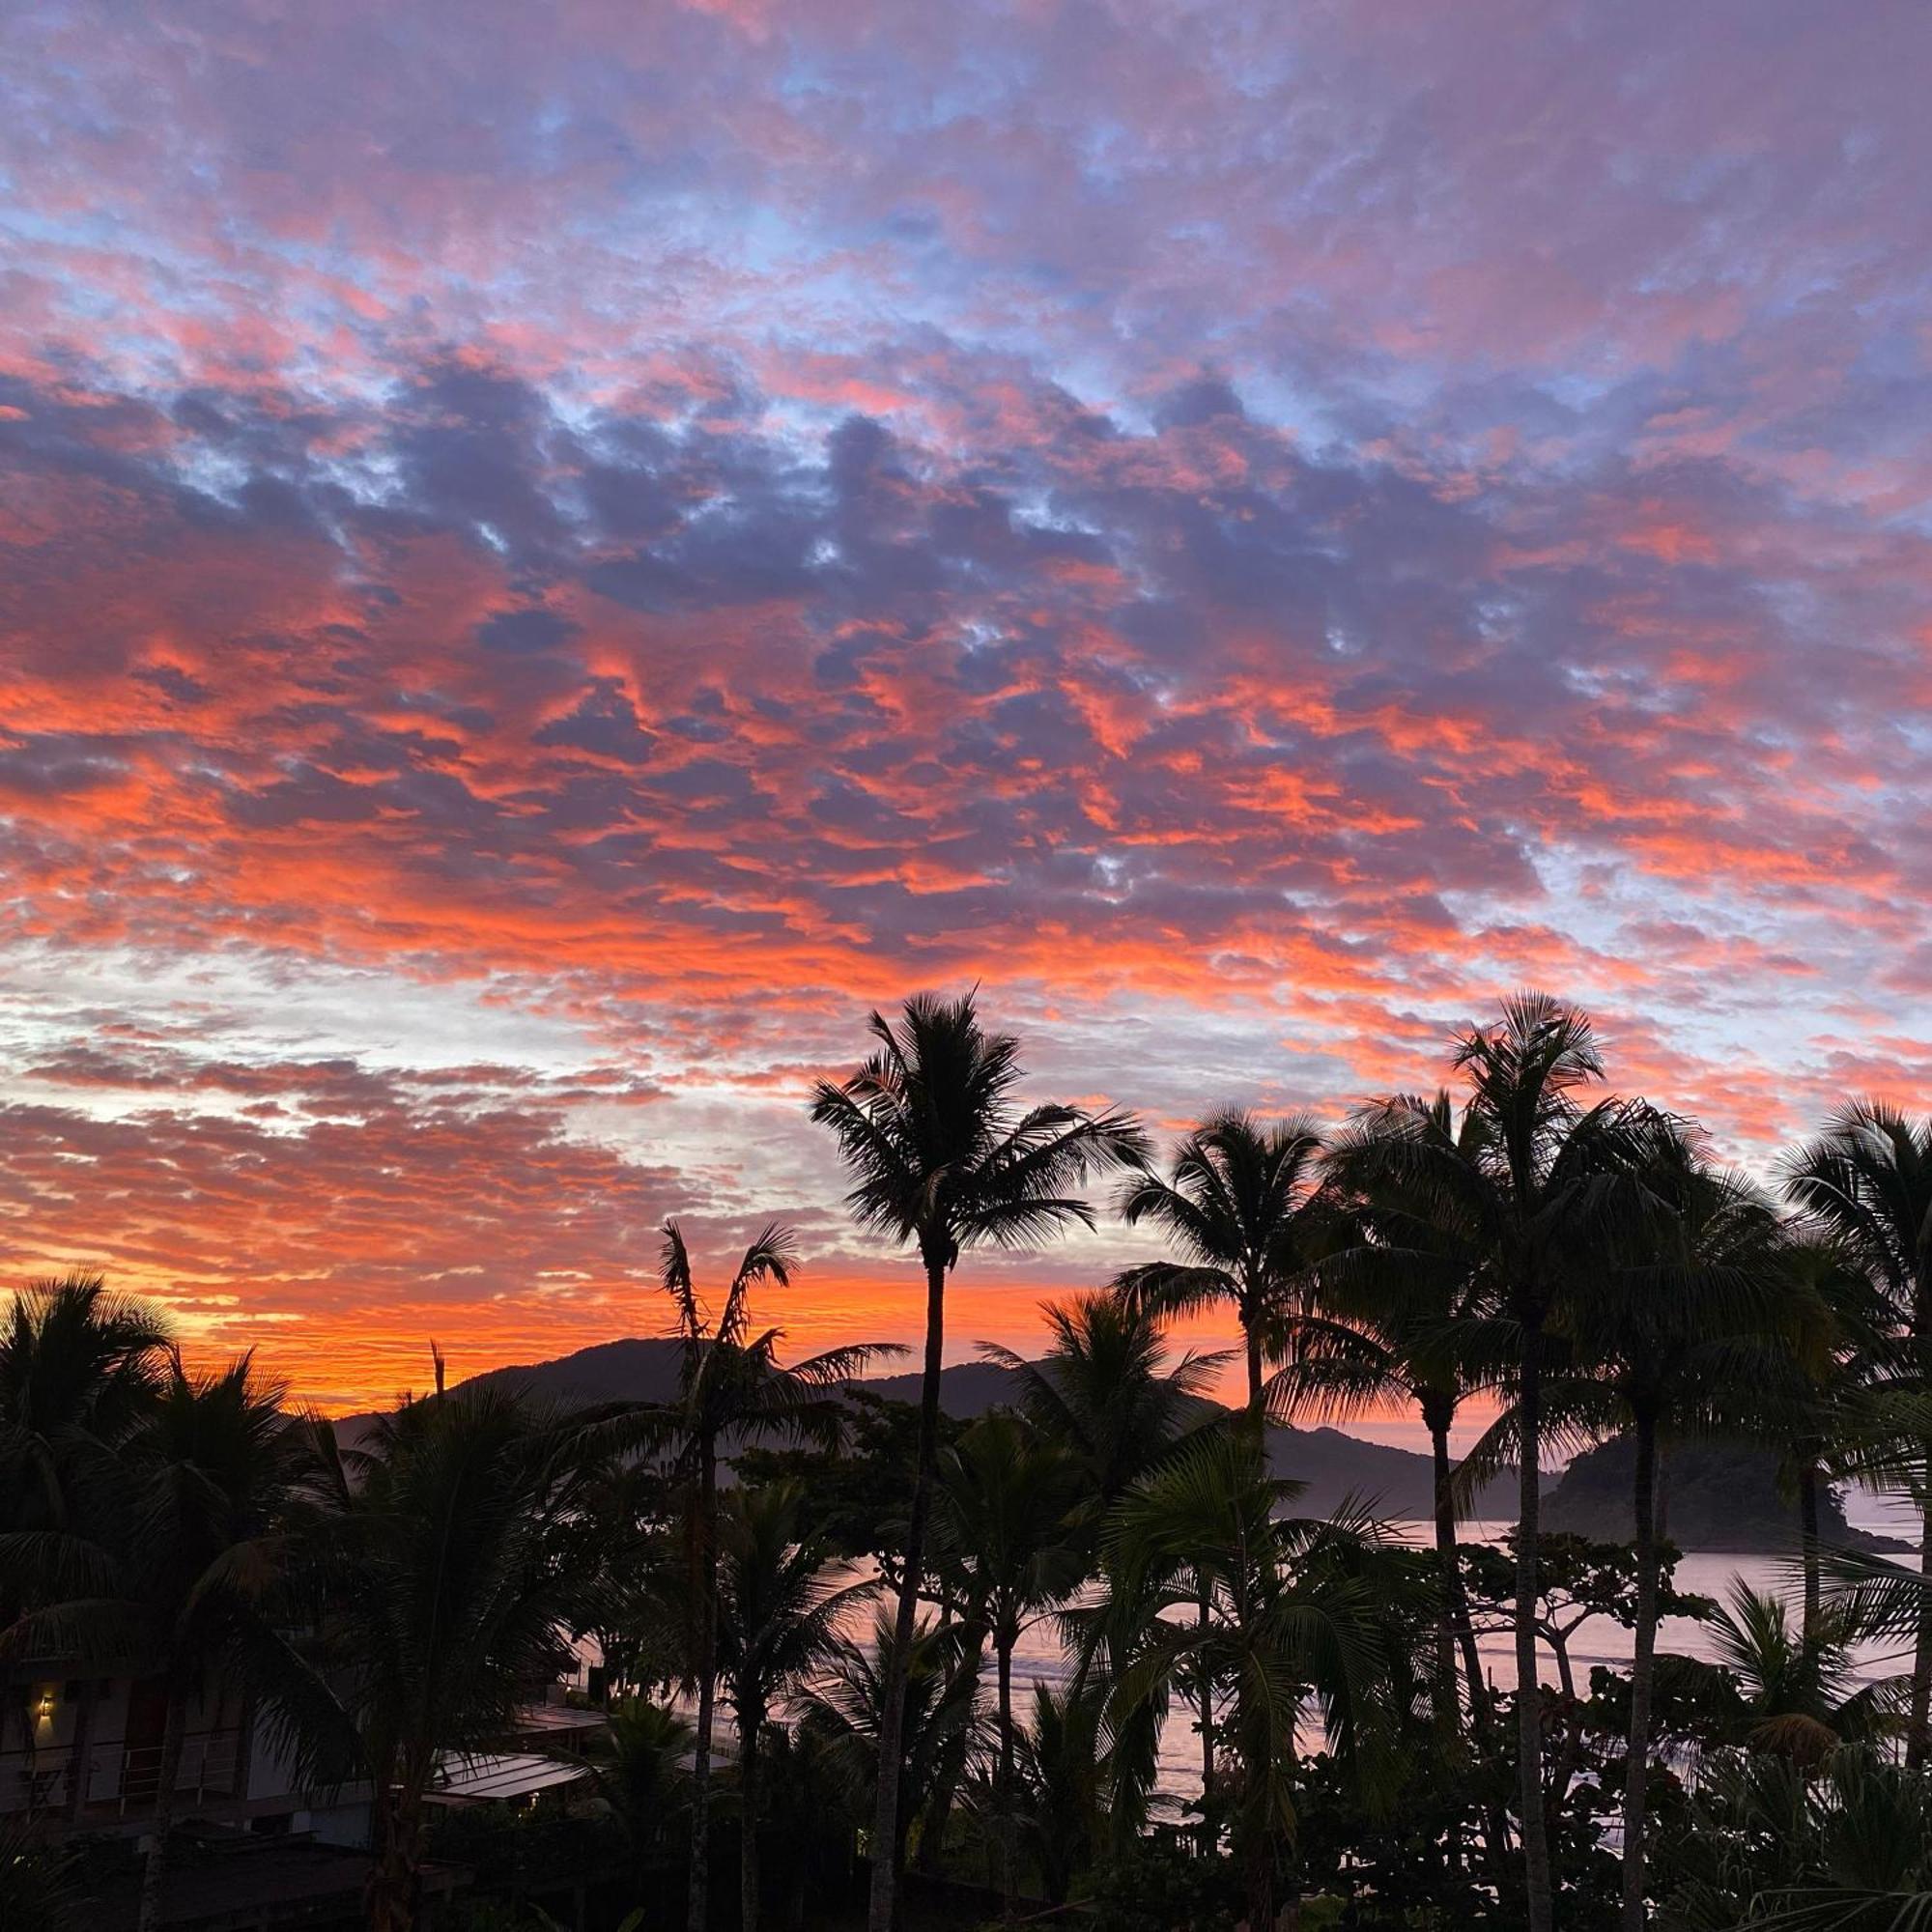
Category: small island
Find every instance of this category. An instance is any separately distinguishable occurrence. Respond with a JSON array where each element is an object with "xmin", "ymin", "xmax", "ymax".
[{"xmin": 1542, "ymin": 1435, "xmax": 1912, "ymax": 1554}]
